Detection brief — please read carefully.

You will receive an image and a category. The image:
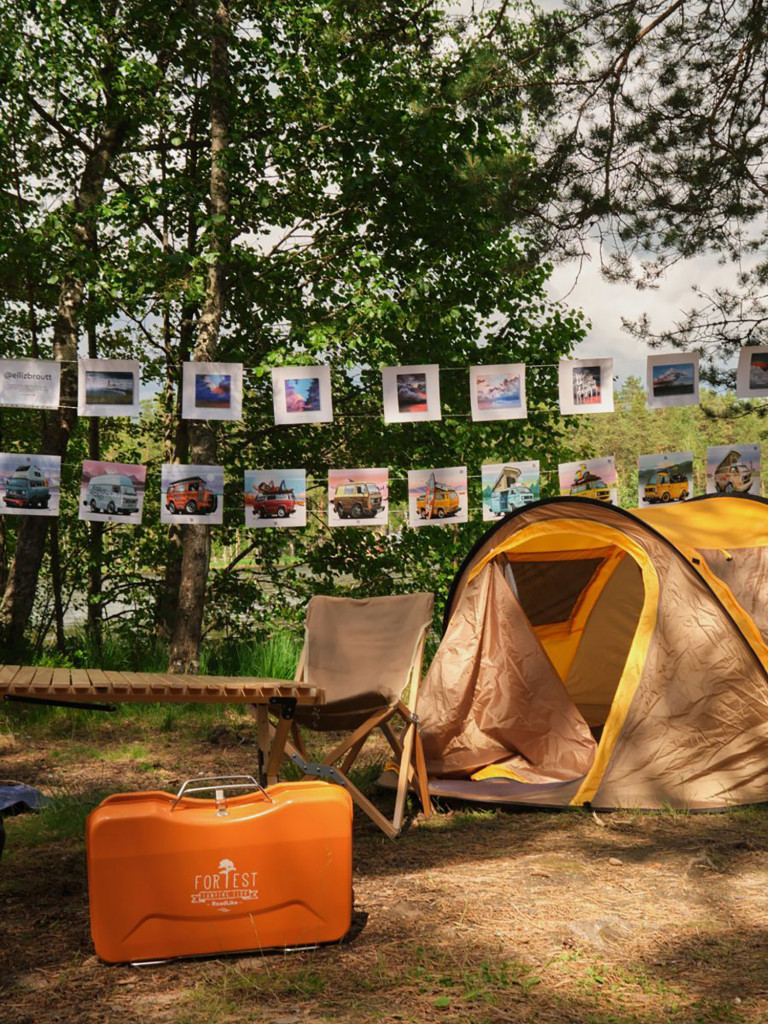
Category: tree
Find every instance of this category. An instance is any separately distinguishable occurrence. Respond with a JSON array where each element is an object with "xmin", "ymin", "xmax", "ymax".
[
  {"xmin": 0, "ymin": 0, "xmax": 588, "ymax": 663},
  {"xmin": 537, "ymin": 0, "xmax": 768, "ymax": 380},
  {"xmin": 0, "ymin": 0, "xmax": 194, "ymax": 654}
]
